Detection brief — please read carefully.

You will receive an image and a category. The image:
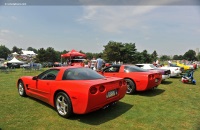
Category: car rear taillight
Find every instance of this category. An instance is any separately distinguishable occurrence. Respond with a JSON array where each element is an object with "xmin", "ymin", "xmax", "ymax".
[
  {"xmin": 90, "ymin": 86, "xmax": 97, "ymax": 94},
  {"xmin": 99, "ymin": 85, "xmax": 105, "ymax": 92},
  {"xmin": 148, "ymin": 74, "xmax": 154, "ymax": 79}
]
